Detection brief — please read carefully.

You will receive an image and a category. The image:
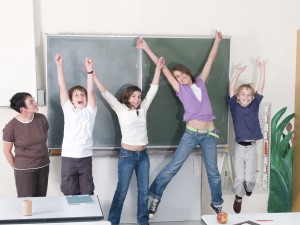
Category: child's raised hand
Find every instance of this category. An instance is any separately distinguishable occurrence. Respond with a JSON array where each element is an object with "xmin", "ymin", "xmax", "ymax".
[
  {"xmin": 215, "ymin": 31, "xmax": 223, "ymax": 41},
  {"xmin": 157, "ymin": 57, "xmax": 165, "ymax": 70},
  {"xmin": 236, "ymin": 65, "xmax": 246, "ymax": 74},
  {"xmin": 136, "ymin": 37, "xmax": 149, "ymax": 50},
  {"xmin": 85, "ymin": 58, "xmax": 93, "ymax": 73},
  {"xmin": 55, "ymin": 53, "xmax": 63, "ymax": 65},
  {"xmin": 257, "ymin": 59, "xmax": 267, "ymax": 70}
]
